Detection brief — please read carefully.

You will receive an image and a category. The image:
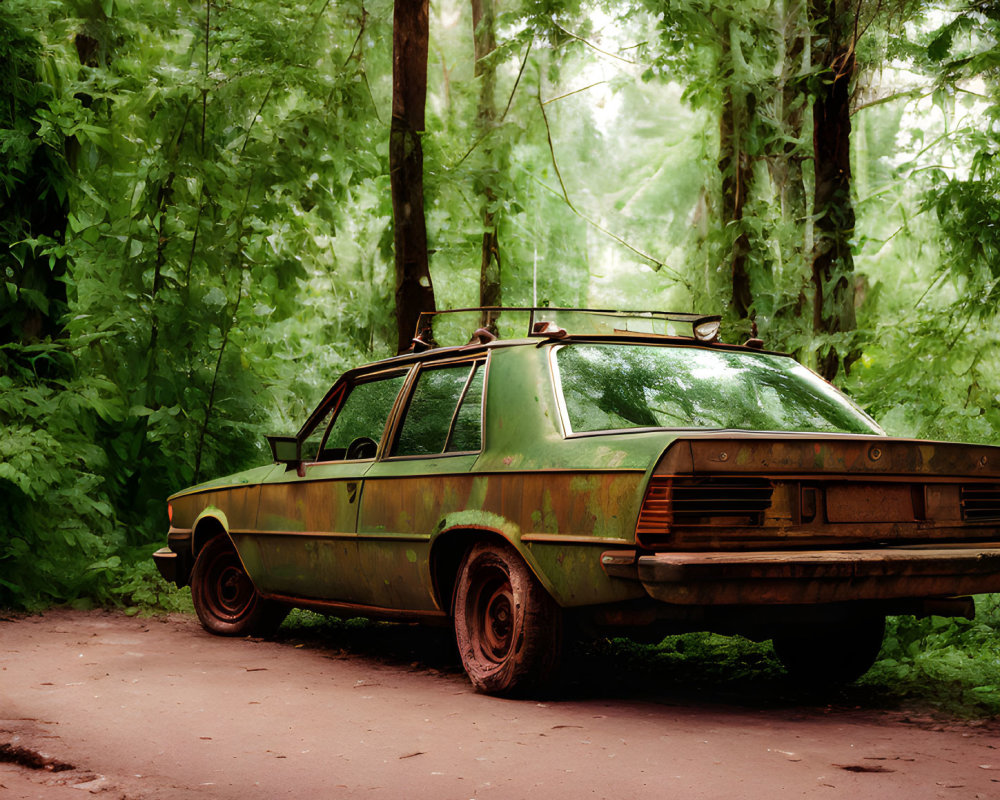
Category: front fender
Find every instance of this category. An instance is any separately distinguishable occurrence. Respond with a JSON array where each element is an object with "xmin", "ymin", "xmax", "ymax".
[{"xmin": 191, "ymin": 507, "xmax": 232, "ymax": 556}]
